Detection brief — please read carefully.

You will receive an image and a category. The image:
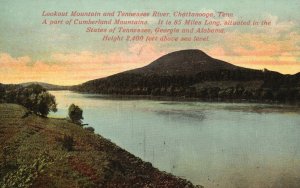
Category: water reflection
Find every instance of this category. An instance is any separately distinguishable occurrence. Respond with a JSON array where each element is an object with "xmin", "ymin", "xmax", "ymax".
[{"xmin": 155, "ymin": 109, "xmax": 206, "ymax": 121}]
